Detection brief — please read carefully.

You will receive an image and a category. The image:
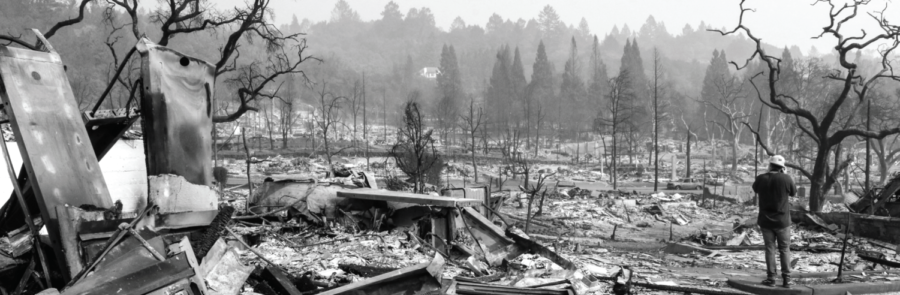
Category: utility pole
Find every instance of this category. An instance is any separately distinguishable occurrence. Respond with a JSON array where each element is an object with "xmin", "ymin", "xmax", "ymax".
[
  {"xmin": 383, "ymin": 89, "xmax": 387, "ymax": 144},
  {"xmin": 686, "ymin": 130, "xmax": 691, "ymax": 178},
  {"xmin": 755, "ymin": 104, "xmax": 763, "ymax": 203},
  {"xmin": 652, "ymin": 48, "xmax": 660, "ymax": 192},
  {"xmin": 363, "ymin": 72, "xmax": 369, "ymax": 169},
  {"xmin": 866, "ymin": 100, "xmax": 871, "ymax": 214}
]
